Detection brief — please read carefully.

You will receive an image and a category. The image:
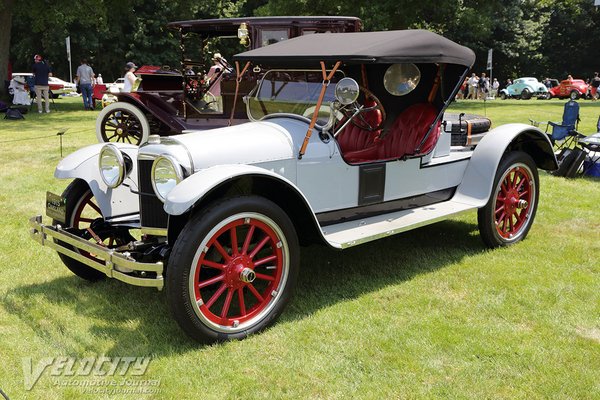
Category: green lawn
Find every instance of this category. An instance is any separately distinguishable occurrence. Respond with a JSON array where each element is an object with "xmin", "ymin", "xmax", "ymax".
[{"xmin": 0, "ymin": 97, "xmax": 599, "ymax": 399}]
